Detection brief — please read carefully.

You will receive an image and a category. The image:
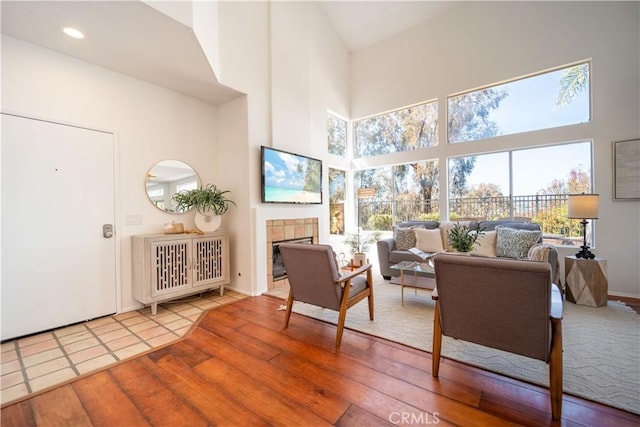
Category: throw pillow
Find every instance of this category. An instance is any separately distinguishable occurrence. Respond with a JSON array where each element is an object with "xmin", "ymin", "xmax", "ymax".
[
  {"xmin": 470, "ymin": 230, "xmax": 497, "ymax": 257},
  {"xmin": 394, "ymin": 227, "xmax": 418, "ymax": 250},
  {"xmin": 496, "ymin": 227, "xmax": 542, "ymax": 259},
  {"xmin": 415, "ymin": 228, "xmax": 445, "ymax": 253}
]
